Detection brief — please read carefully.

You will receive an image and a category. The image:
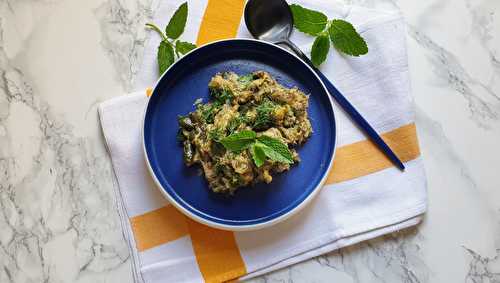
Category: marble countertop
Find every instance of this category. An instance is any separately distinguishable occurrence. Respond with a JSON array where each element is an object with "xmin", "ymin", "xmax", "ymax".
[{"xmin": 1, "ymin": 0, "xmax": 499, "ymax": 282}]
